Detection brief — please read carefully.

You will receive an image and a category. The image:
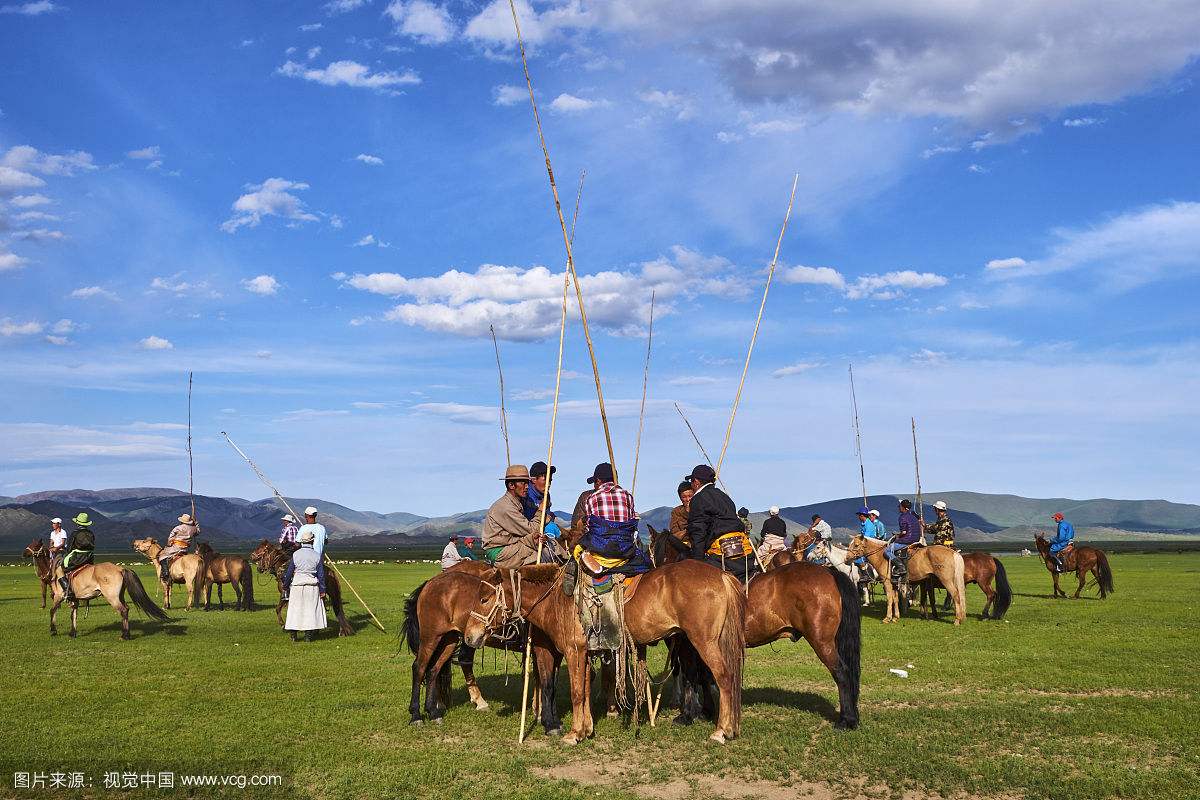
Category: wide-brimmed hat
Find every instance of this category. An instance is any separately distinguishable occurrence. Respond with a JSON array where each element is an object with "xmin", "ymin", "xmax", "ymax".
[
  {"xmin": 178, "ymin": 513, "xmax": 195, "ymax": 525},
  {"xmin": 586, "ymin": 463, "xmax": 614, "ymax": 485},
  {"xmin": 51, "ymin": 518, "xmax": 62, "ymax": 525},
  {"xmin": 281, "ymin": 514, "xmax": 297, "ymax": 524},
  {"xmin": 934, "ymin": 501, "xmax": 948, "ymax": 511},
  {"xmin": 297, "ymin": 529, "xmax": 316, "ymax": 544},
  {"xmin": 502, "ymin": 464, "xmax": 532, "ymax": 482},
  {"xmin": 304, "ymin": 506, "xmax": 319, "ymax": 516},
  {"xmin": 530, "ymin": 461, "xmax": 556, "ymax": 479},
  {"xmin": 684, "ymin": 464, "xmax": 716, "ymax": 484},
  {"xmin": 72, "ymin": 513, "xmax": 92, "ymax": 527}
]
